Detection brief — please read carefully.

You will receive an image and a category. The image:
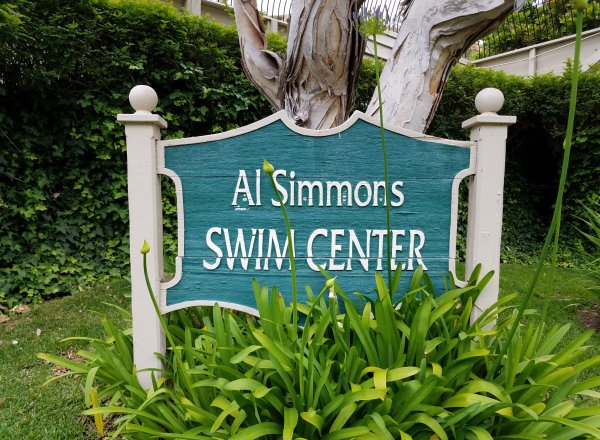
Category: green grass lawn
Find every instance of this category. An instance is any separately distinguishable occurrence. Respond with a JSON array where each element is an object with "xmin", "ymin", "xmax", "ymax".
[
  {"xmin": 0, "ymin": 265, "xmax": 598, "ymax": 439},
  {"xmin": 0, "ymin": 281, "xmax": 130, "ymax": 439}
]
